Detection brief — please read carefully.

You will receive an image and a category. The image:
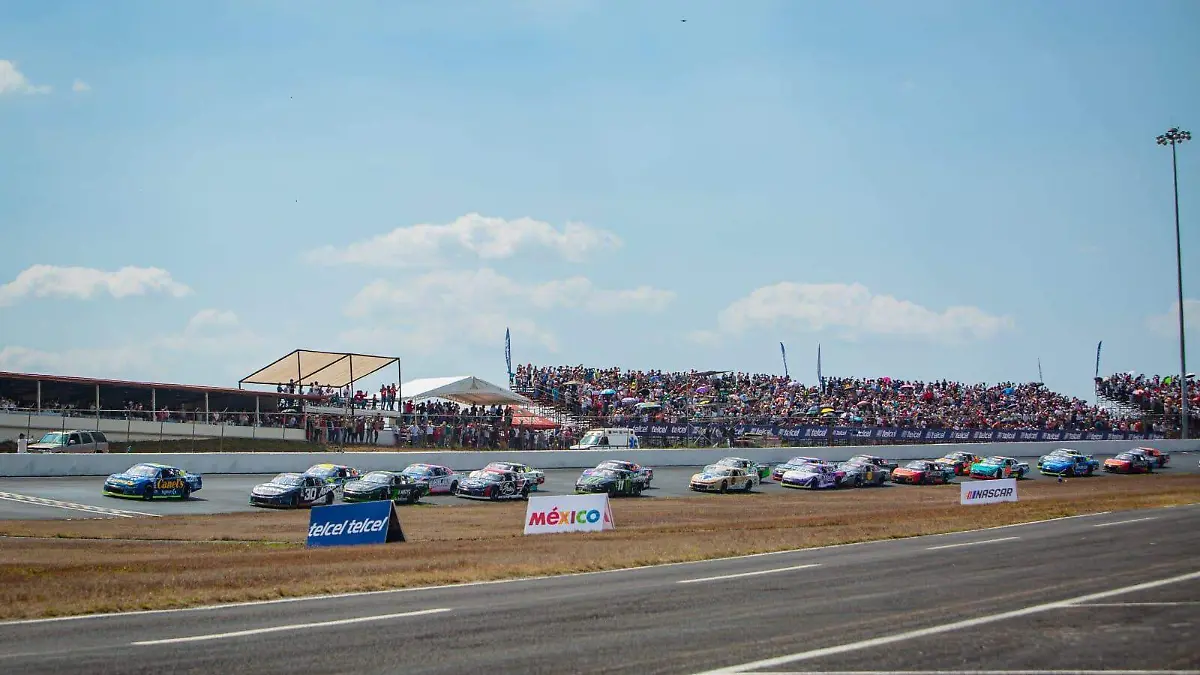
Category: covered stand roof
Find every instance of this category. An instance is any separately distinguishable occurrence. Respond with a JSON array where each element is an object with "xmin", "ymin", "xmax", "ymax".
[
  {"xmin": 240, "ymin": 350, "xmax": 398, "ymax": 389},
  {"xmin": 401, "ymin": 376, "xmax": 531, "ymax": 406}
]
